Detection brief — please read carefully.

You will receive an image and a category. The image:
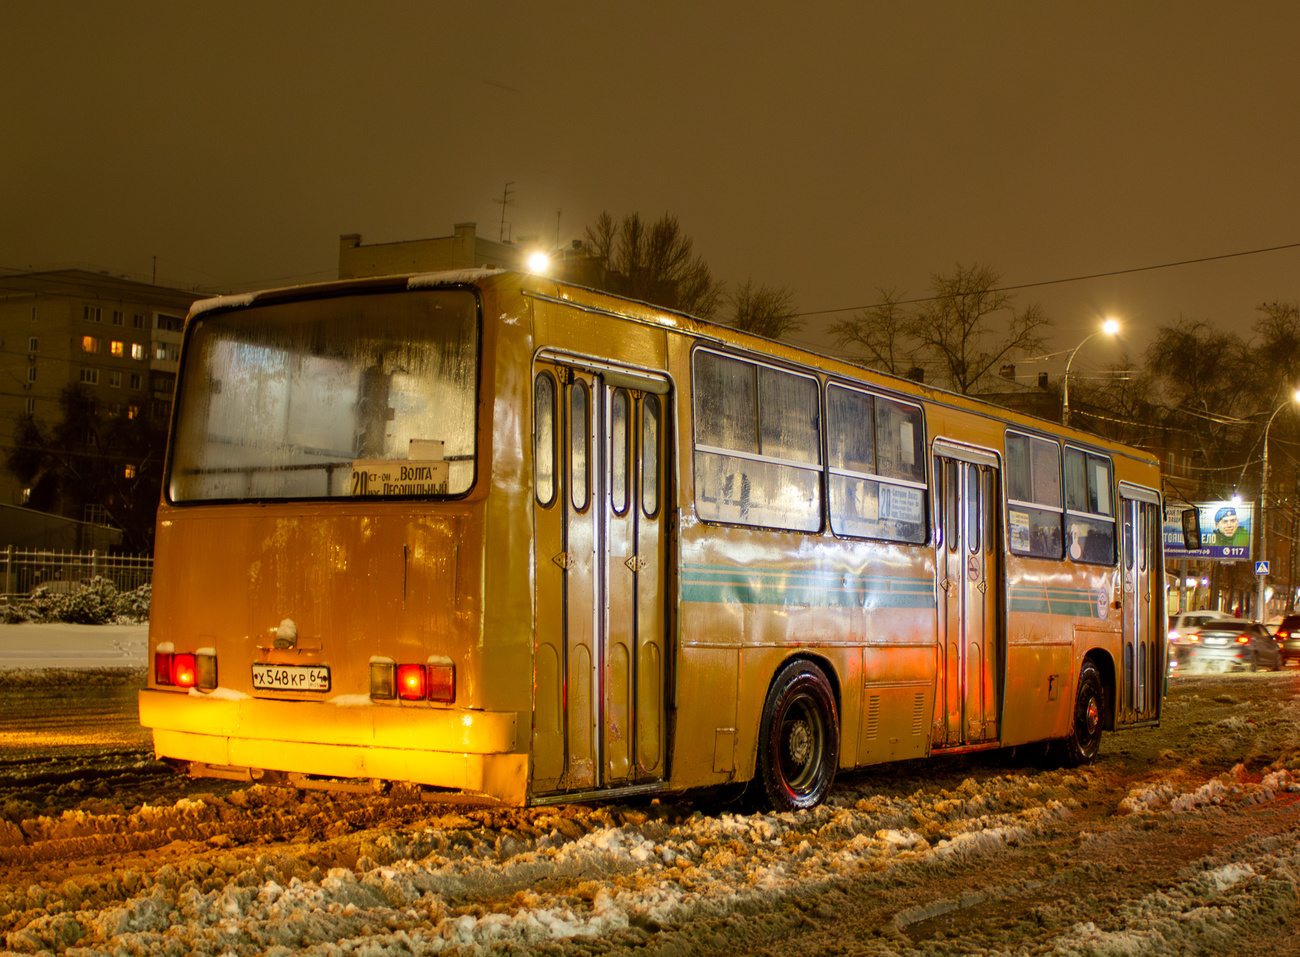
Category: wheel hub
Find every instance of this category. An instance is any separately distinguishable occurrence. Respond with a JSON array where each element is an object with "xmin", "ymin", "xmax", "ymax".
[
  {"xmin": 1085, "ymin": 698, "xmax": 1099, "ymax": 735},
  {"xmin": 786, "ymin": 719, "xmax": 812, "ymax": 766}
]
